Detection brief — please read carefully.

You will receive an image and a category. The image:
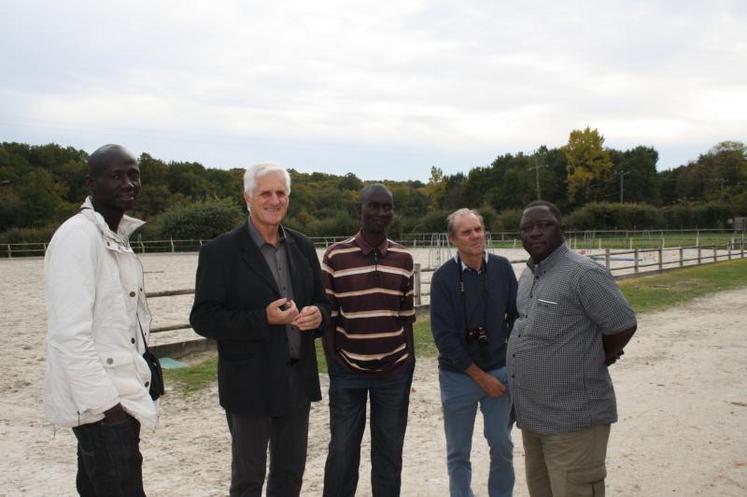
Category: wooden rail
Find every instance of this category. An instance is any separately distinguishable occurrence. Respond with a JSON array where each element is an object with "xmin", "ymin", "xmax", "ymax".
[{"xmin": 147, "ymin": 242, "xmax": 745, "ymax": 338}]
